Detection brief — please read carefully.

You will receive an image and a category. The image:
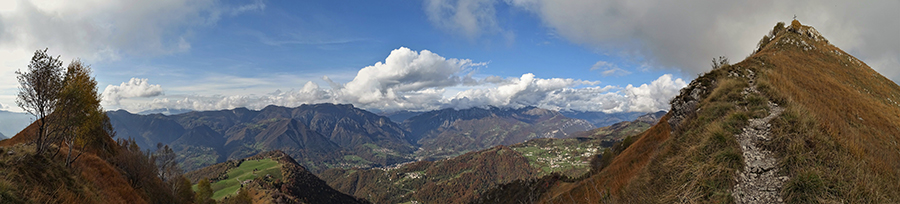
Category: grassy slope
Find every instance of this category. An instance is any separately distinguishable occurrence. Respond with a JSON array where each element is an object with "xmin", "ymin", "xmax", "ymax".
[
  {"xmin": 755, "ymin": 21, "xmax": 900, "ymax": 202},
  {"xmin": 536, "ymin": 21, "xmax": 900, "ymax": 203},
  {"xmin": 203, "ymin": 158, "xmax": 282, "ymax": 200},
  {"xmin": 187, "ymin": 150, "xmax": 368, "ymax": 203},
  {"xmin": 189, "ymin": 158, "xmax": 283, "ymax": 200},
  {"xmin": 0, "ymin": 126, "xmax": 146, "ymax": 203}
]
